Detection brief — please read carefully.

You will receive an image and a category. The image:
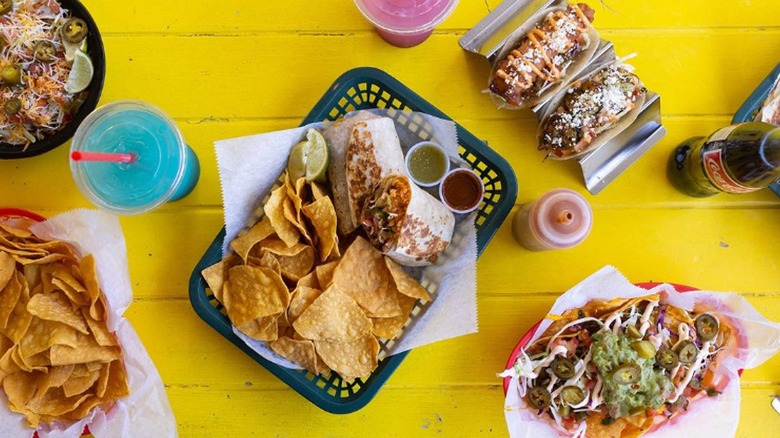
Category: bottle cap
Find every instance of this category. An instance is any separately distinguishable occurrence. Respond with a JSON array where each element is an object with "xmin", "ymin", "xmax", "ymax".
[{"xmin": 513, "ymin": 189, "xmax": 593, "ymax": 251}]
